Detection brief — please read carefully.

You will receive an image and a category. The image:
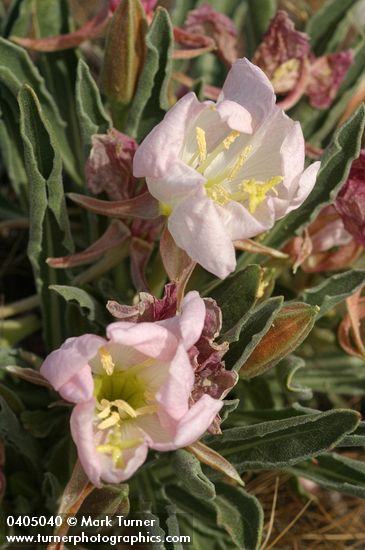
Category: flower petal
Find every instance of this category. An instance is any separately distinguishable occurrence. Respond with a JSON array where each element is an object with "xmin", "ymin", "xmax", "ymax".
[
  {"xmin": 168, "ymin": 188, "xmax": 236, "ymax": 278},
  {"xmin": 154, "ymin": 343, "xmax": 194, "ymax": 422},
  {"xmin": 71, "ymin": 402, "xmax": 148, "ymax": 487},
  {"xmin": 59, "ymin": 365, "xmax": 94, "ymax": 403},
  {"xmin": 139, "ymin": 394, "xmax": 223, "ymax": 451},
  {"xmin": 40, "ymin": 335, "xmax": 106, "ymax": 400},
  {"xmin": 106, "ymin": 321, "xmax": 179, "ymax": 361},
  {"xmin": 218, "ymin": 58, "xmax": 276, "ymax": 125},
  {"xmin": 283, "ymin": 161, "xmax": 320, "ymax": 215},
  {"xmin": 133, "ymin": 92, "xmax": 207, "ymax": 178},
  {"xmin": 216, "ymin": 100, "xmax": 254, "ymax": 133},
  {"xmin": 158, "ymin": 291, "xmax": 206, "ymax": 350}
]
